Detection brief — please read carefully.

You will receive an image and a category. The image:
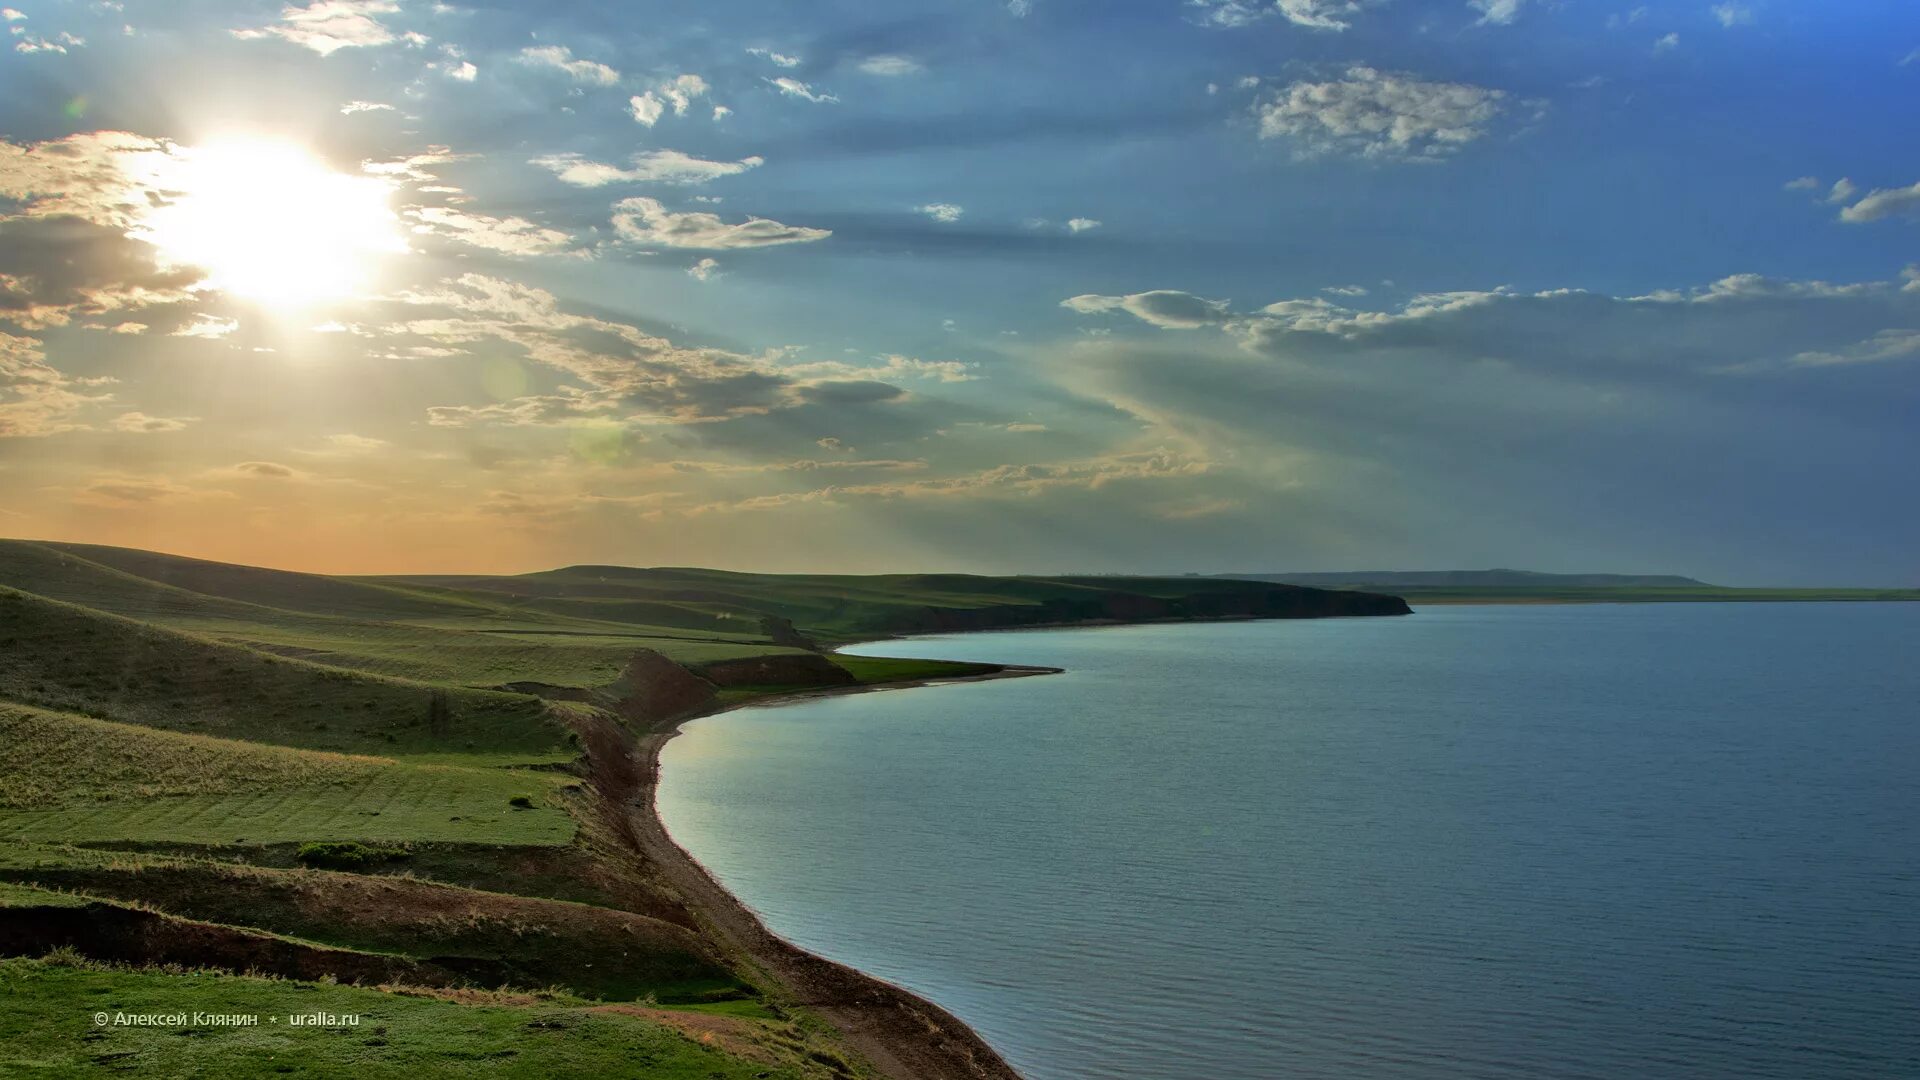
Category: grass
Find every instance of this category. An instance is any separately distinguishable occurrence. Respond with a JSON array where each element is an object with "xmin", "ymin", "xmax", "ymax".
[
  {"xmin": 831, "ymin": 655, "xmax": 1000, "ymax": 685},
  {"xmin": 0, "ymin": 771, "xmax": 575, "ymax": 847},
  {"xmin": 0, "ymin": 588, "xmax": 564, "ymax": 759},
  {"xmin": 0, "ymin": 850, "xmax": 744, "ymax": 1005},
  {"xmin": 0, "ymin": 957, "xmax": 836, "ymax": 1079}
]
